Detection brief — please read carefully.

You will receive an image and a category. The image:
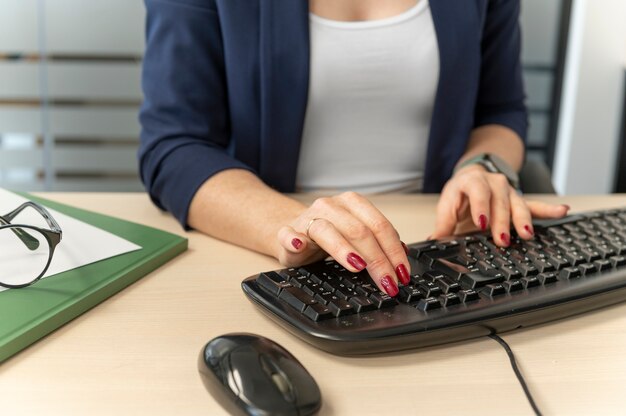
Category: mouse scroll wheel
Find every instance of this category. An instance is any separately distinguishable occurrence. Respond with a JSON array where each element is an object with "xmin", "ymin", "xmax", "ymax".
[{"xmin": 260, "ymin": 354, "xmax": 296, "ymax": 403}]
